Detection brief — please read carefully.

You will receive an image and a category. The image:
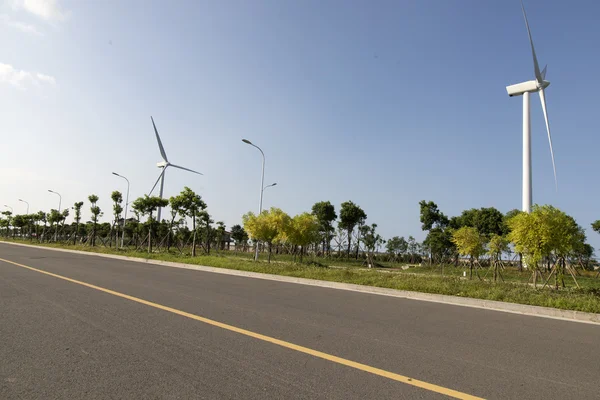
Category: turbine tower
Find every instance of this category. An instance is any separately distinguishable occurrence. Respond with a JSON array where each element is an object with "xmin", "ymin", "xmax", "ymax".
[
  {"xmin": 506, "ymin": 0, "xmax": 557, "ymax": 213},
  {"xmin": 149, "ymin": 116, "xmax": 203, "ymax": 221}
]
